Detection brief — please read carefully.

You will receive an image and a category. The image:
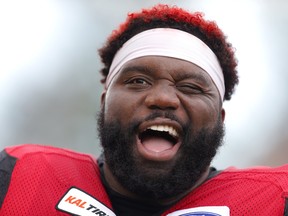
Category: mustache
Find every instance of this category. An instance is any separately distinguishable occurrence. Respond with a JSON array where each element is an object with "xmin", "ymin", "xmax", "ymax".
[{"xmin": 143, "ymin": 111, "xmax": 181, "ymax": 122}]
